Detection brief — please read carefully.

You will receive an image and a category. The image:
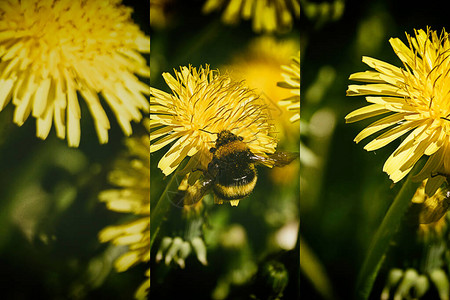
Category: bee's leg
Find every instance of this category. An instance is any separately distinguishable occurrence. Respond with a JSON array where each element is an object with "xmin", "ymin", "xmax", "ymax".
[
  {"xmin": 214, "ymin": 194, "xmax": 224, "ymax": 205},
  {"xmin": 431, "ymin": 172, "xmax": 450, "ymax": 178},
  {"xmin": 192, "ymin": 167, "xmax": 207, "ymax": 173},
  {"xmin": 207, "ymin": 159, "xmax": 219, "ymax": 177}
]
